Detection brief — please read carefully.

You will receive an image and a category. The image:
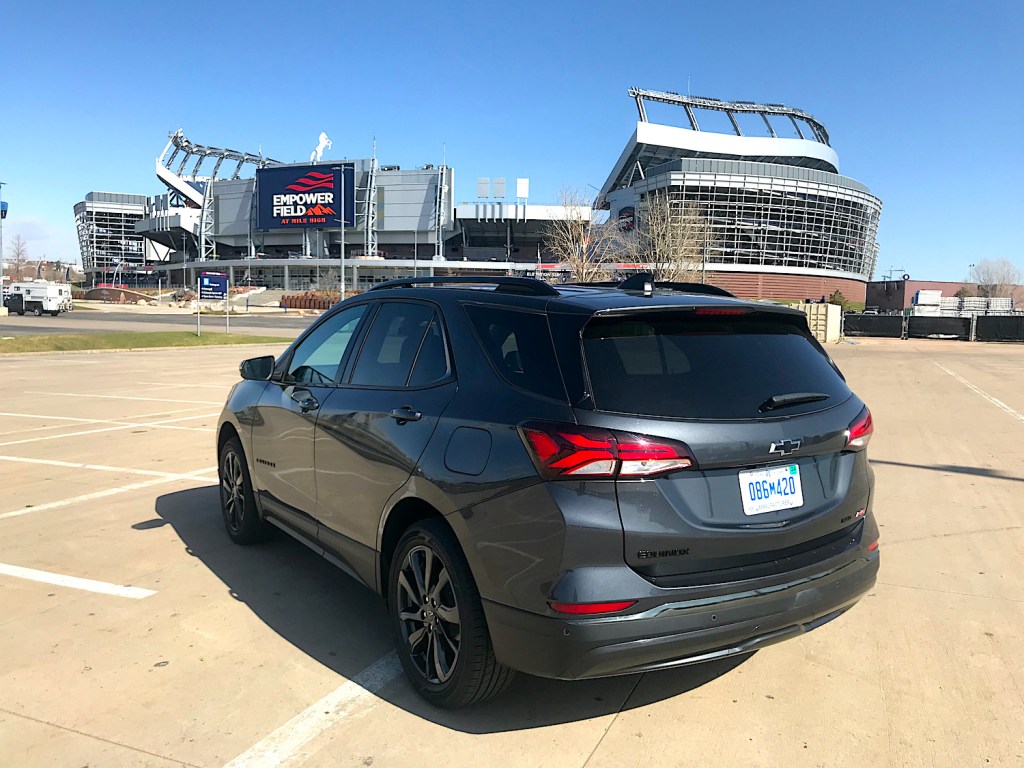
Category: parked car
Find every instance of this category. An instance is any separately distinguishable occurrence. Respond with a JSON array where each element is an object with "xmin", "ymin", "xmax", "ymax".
[{"xmin": 217, "ymin": 274, "xmax": 879, "ymax": 707}]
